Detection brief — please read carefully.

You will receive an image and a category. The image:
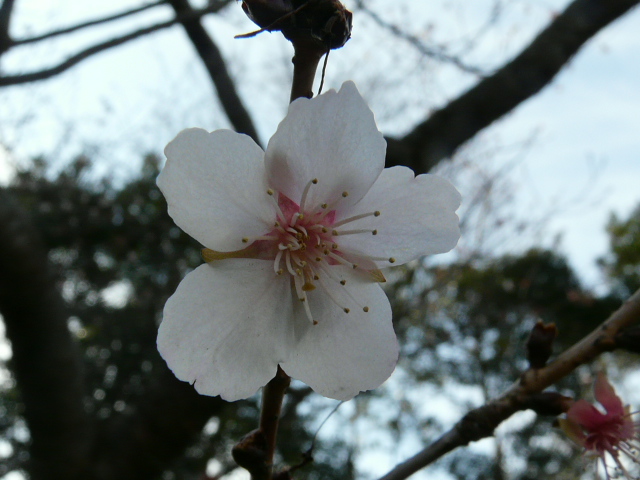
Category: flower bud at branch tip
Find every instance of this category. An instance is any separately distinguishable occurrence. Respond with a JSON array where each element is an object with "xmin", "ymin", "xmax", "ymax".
[{"xmin": 526, "ymin": 321, "xmax": 558, "ymax": 369}]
